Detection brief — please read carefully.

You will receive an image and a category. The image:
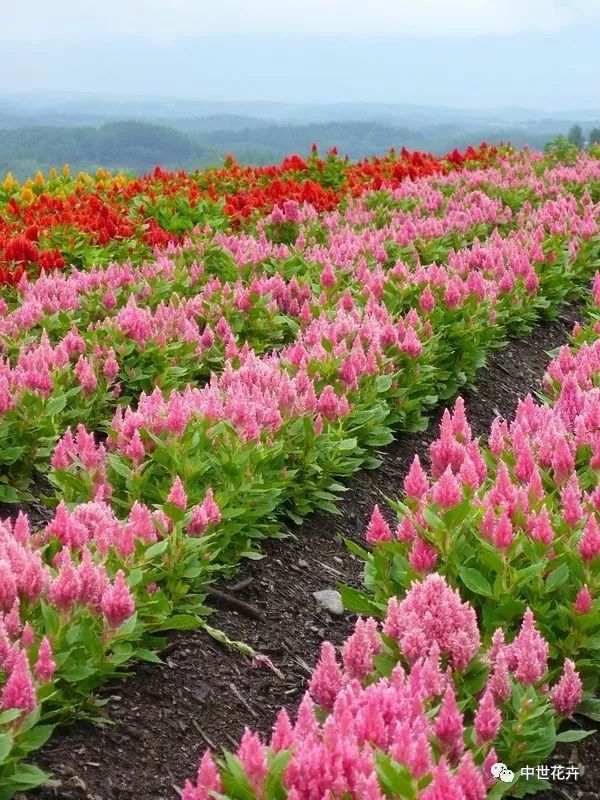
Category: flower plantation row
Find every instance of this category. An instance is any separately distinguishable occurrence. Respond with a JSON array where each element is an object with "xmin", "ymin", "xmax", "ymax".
[
  {"xmin": 0, "ymin": 144, "xmax": 496, "ymax": 283},
  {"xmin": 0, "ymin": 148, "xmax": 598, "ymax": 796},
  {"xmin": 179, "ymin": 280, "xmax": 600, "ymax": 800},
  {"xmin": 0, "ymin": 150, "xmax": 599, "ymax": 501}
]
